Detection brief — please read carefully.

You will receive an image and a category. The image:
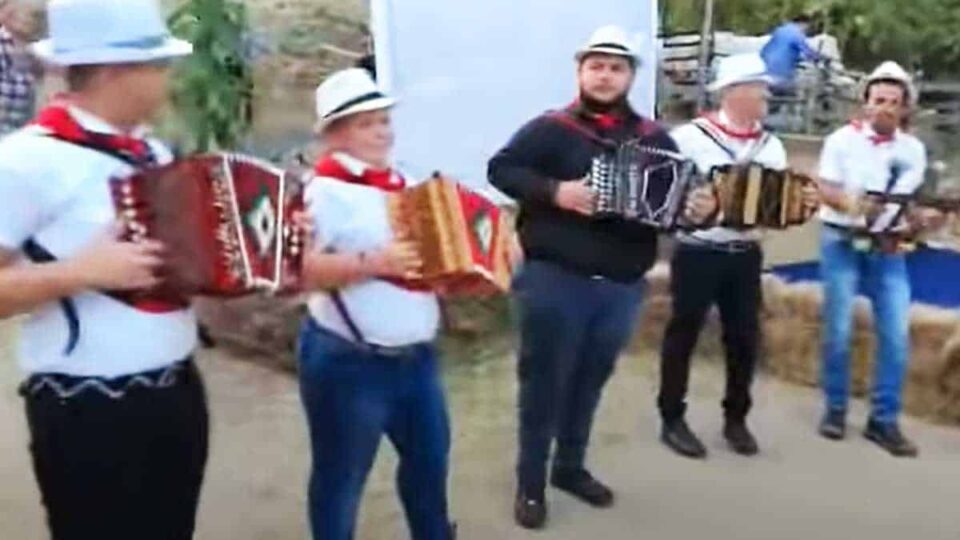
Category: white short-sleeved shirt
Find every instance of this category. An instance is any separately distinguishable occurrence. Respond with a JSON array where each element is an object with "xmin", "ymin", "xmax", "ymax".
[
  {"xmin": 818, "ymin": 123, "xmax": 927, "ymax": 227},
  {"xmin": 305, "ymin": 152, "xmax": 440, "ymax": 347},
  {"xmin": 671, "ymin": 113, "xmax": 789, "ymax": 244},
  {"xmin": 0, "ymin": 107, "xmax": 197, "ymax": 377}
]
